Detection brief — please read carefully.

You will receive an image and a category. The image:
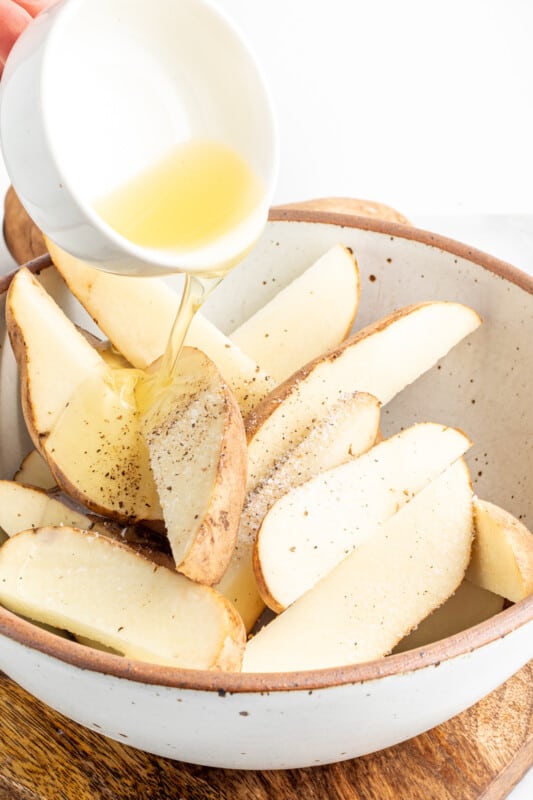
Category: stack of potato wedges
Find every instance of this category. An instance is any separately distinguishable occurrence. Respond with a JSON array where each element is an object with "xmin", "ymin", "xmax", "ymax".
[{"xmin": 0, "ymin": 237, "xmax": 531, "ymax": 672}]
